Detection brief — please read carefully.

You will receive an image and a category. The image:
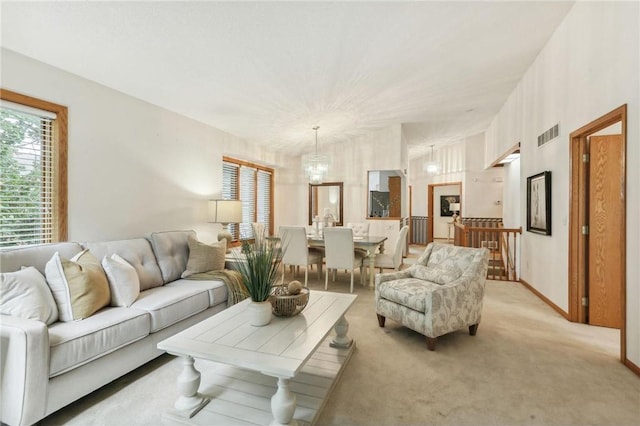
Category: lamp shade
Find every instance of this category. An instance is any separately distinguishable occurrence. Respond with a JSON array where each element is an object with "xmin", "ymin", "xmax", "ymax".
[
  {"xmin": 449, "ymin": 202, "xmax": 460, "ymax": 212},
  {"xmin": 208, "ymin": 200, "xmax": 242, "ymax": 224}
]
